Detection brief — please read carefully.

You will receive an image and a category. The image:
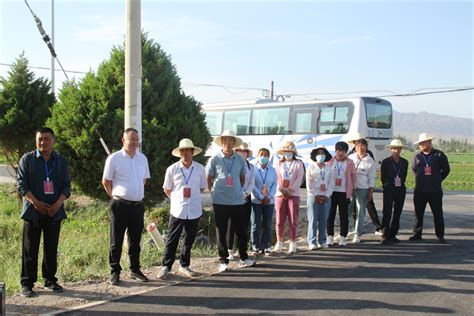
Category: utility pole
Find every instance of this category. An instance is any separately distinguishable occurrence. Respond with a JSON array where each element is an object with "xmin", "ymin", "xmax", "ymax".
[
  {"xmin": 125, "ymin": 0, "xmax": 142, "ymax": 140},
  {"xmin": 271, "ymin": 81, "xmax": 274, "ymax": 100},
  {"xmin": 51, "ymin": 0, "xmax": 55, "ymax": 94}
]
